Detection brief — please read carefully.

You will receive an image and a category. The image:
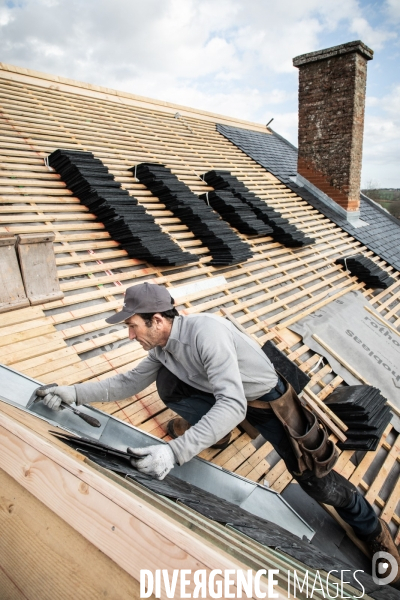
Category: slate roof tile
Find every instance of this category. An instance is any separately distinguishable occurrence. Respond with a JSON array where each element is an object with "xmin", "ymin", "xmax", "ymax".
[{"xmin": 217, "ymin": 124, "xmax": 400, "ymax": 272}]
